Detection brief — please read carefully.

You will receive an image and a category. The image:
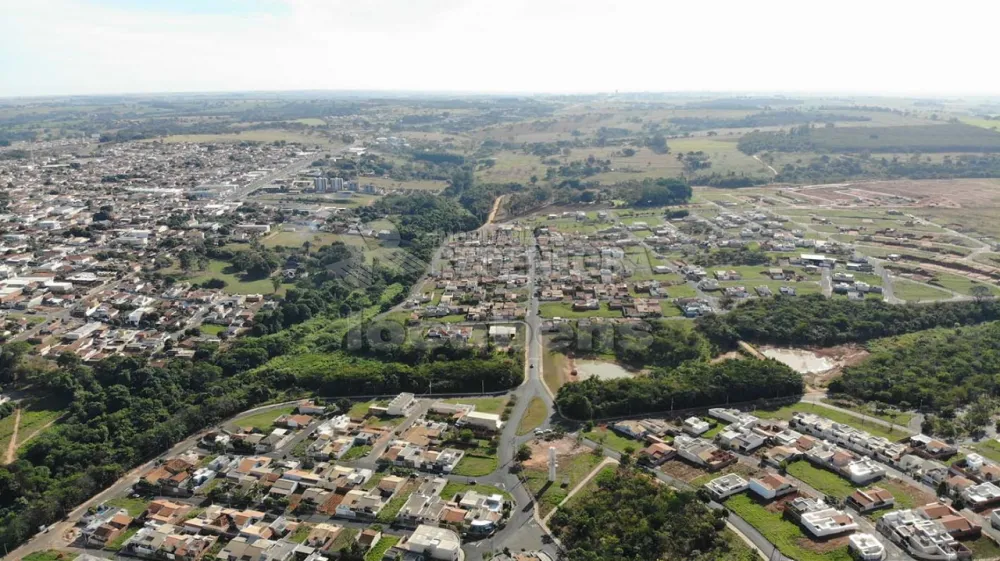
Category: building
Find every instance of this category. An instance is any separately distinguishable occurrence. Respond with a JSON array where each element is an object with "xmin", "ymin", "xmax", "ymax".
[
  {"xmin": 800, "ymin": 508, "xmax": 859, "ymax": 538},
  {"xmin": 488, "ymin": 325, "xmax": 516, "ymax": 343},
  {"xmin": 847, "ymin": 487, "xmax": 895, "ymax": 514},
  {"xmin": 878, "ymin": 508, "xmax": 966, "ymax": 561},
  {"xmin": 748, "ymin": 473, "xmax": 796, "ymax": 500},
  {"xmin": 386, "ymin": 393, "xmax": 417, "ymax": 417},
  {"xmin": 705, "ymin": 474, "xmax": 748, "ymax": 500},
  {"xmin": 458, "ymin": 411, "xmax": 503, "ymax": 433},
  {"xmin": 391, "ymin": 524, "xmax": 462, "ymax": 561},
  {"xmin": 682, "ymin": 417, "xmax": 710, "ymax": 436},
  {"xmin": 849, "ymin": 533, "xmax": 887, "ymax": 561}
]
